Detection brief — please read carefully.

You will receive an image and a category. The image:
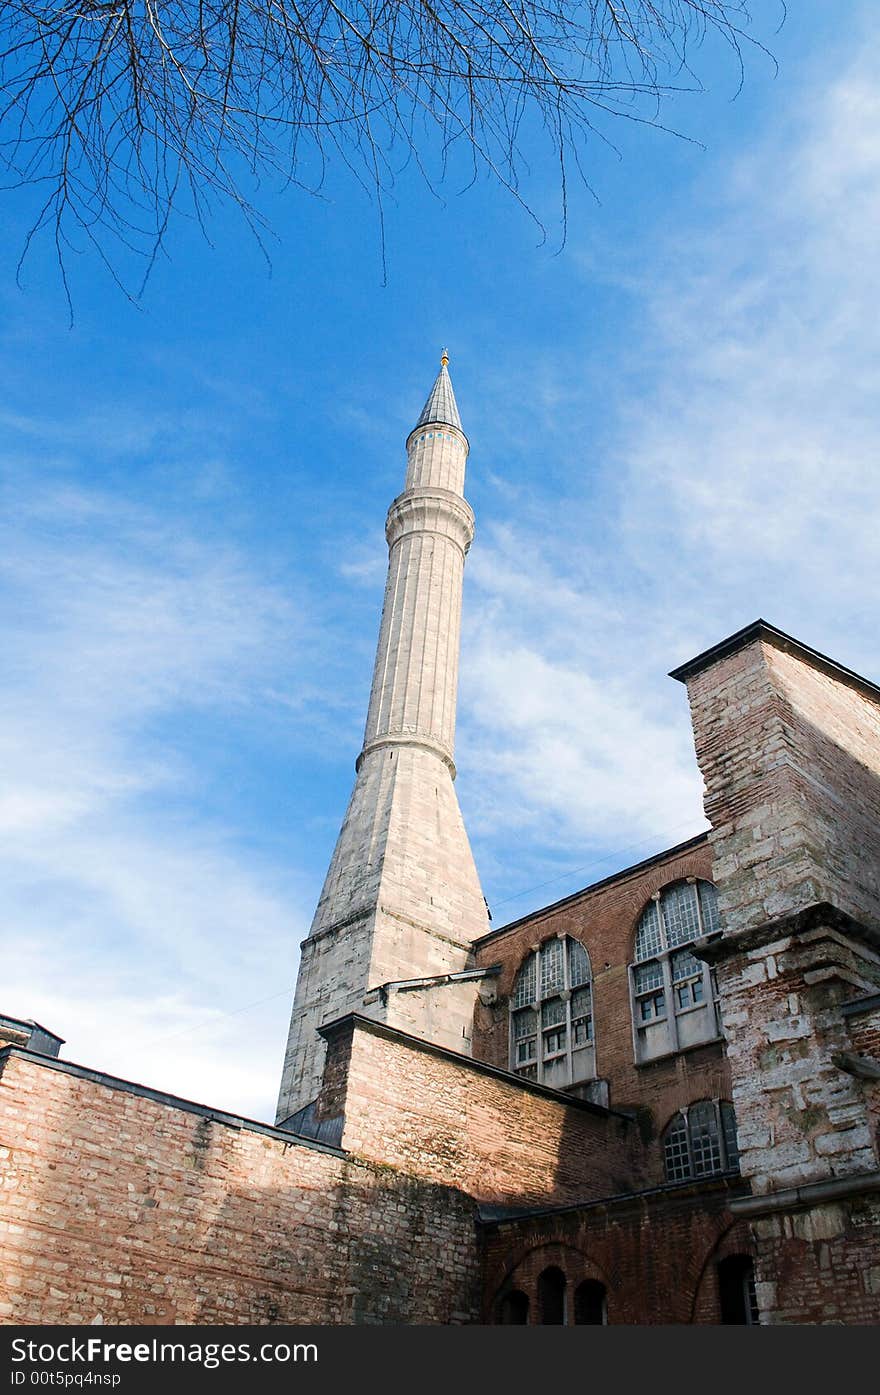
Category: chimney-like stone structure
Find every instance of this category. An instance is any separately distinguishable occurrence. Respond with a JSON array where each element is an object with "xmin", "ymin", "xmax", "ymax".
[
  {"xmin": 674, "ymin": 621, "xmax": 880, "ymax": 1324},
  {"xmin": 276, "ymin": 354, "xmax": 490, "ymax": 1123}
]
